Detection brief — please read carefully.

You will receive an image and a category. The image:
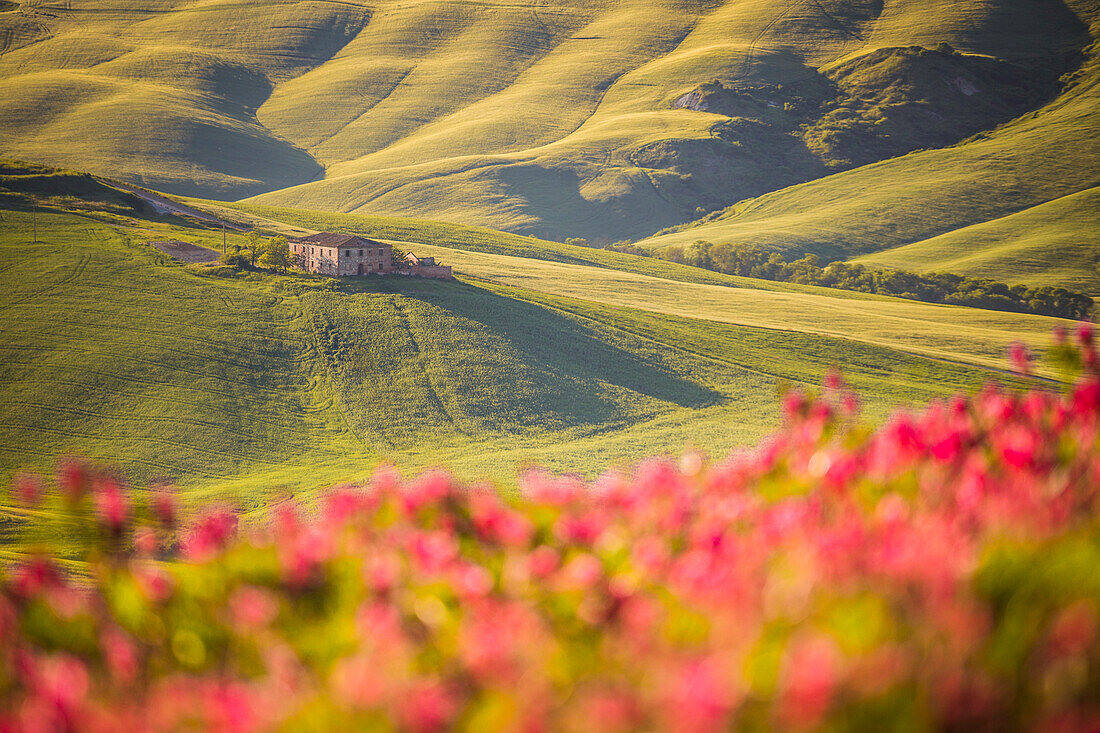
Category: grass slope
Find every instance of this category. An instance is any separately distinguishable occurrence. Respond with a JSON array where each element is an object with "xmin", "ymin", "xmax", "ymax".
[
  {"xmin": 205, "ymin": 200, "xmax": 905, "ymax": 295},
  {"xmin": 0, "ymin": 0, "xmax": 372, "ymax": 198},
  {"xmin": 202, "ymin": 201, "xmax": 1074, "ymax": 374},
  {"xmin": 854, "ymin": 187, "xmax": 1100, "ymax": 293},
  {"xmin": 0, "ymin": 0, "xmax": 1090, "ymax": 242},
  {"xmin": 0, "ymin": 199, "xmax": 1033, "ymax": 504},
  {"xmin": 636, "ymin": 3, "xmax": 1100, "ymax": 279}
]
